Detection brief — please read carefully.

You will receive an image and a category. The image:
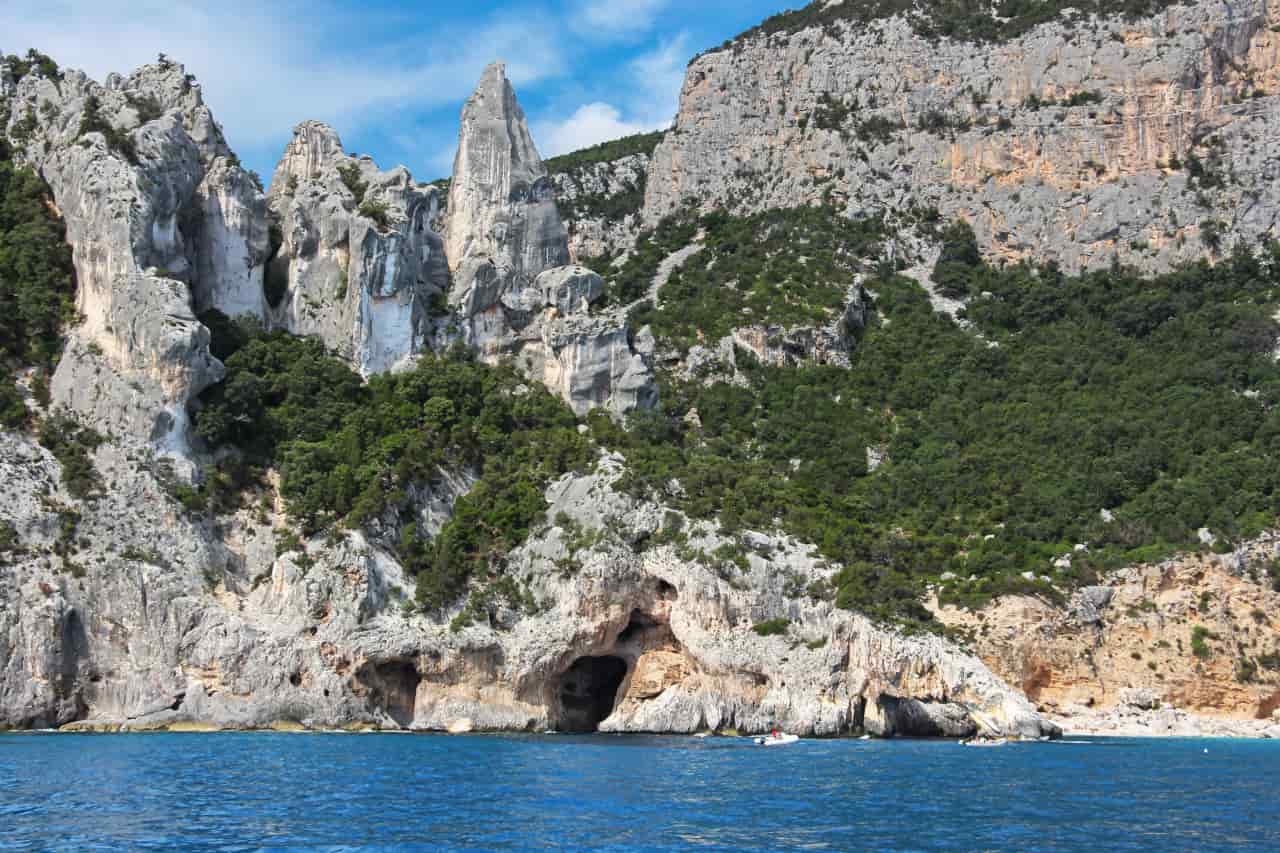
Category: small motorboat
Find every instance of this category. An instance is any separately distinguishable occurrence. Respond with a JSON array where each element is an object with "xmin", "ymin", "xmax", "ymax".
[
  {"xmin": 753, "ymin": 733, "xmax": 800, "ymax": 746},
  {"xmin": 960, "ymin": 737, "xmax": 1008, "ymax": 747}
]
